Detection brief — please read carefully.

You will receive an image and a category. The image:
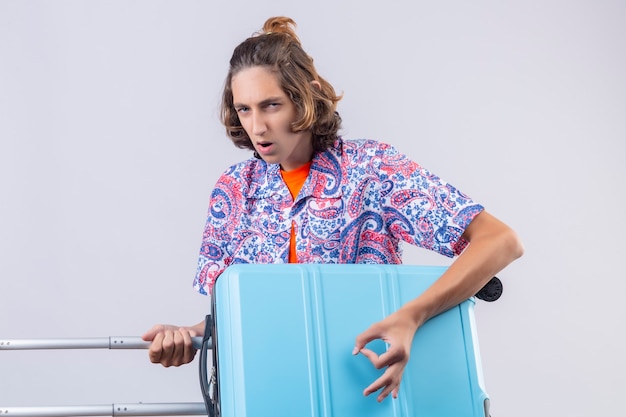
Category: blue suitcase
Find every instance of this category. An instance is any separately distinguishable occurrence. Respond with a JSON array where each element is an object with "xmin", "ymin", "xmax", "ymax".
[{"xmin": 201, "ymin": 264, "xmax": 491, "ymax": 417}]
